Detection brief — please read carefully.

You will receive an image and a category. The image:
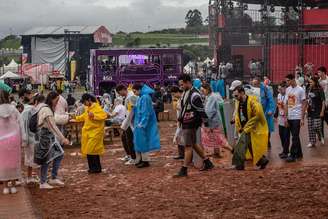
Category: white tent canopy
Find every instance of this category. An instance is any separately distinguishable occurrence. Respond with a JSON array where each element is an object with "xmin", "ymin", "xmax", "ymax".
[
  {"xmin": 0, "ymin": 71, "xmax": 21, "ymax": 79},
  {"xmin": 204, "ymin": 57, "xmax": 212, "ymax": 64},
  {"xmin": 4, "ymin": 59, "xmax": 20, "ymax": 73},
  {"xmin": 5, "ymin": 59, "xmax": 19, "ymax": 68},
  {"xmin": 184, "ymin": 61, "xmax": 195, "ymax": 74}
]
